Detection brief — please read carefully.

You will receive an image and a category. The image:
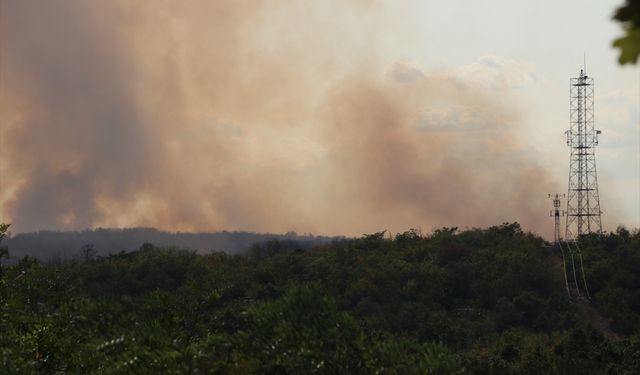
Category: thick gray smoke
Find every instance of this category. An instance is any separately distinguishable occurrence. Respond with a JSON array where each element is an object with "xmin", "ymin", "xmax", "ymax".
[
  {"xmin": 1, "ymin": 1, "xmax": 158, "ymax": 230},
  {"xmin": 1, "ymin": 0, "xmax": 558, "ymax": 236}
]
